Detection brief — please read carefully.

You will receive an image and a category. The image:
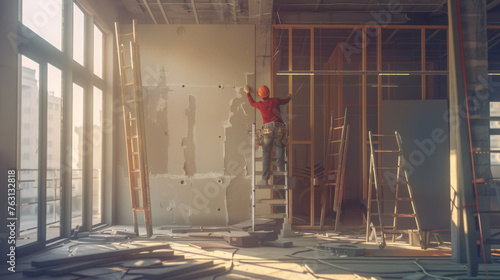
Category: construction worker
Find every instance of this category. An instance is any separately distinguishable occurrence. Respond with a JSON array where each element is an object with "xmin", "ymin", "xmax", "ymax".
[{"xmin": 244, "ymin": 85, "xmax": 291, "ymax": 185}]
